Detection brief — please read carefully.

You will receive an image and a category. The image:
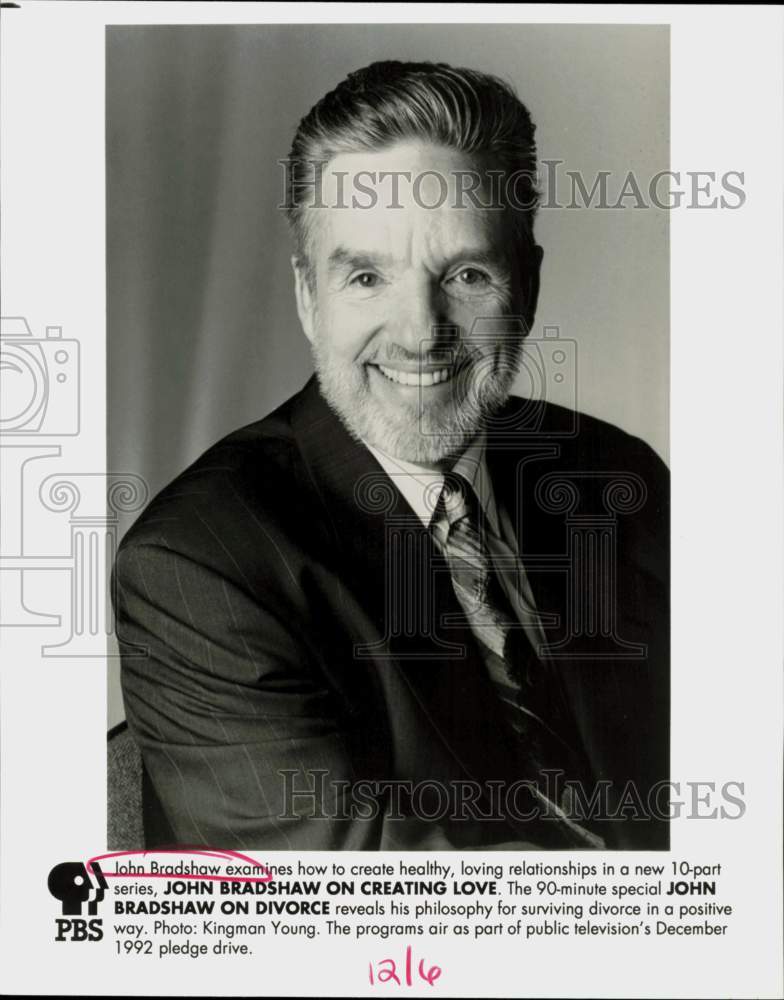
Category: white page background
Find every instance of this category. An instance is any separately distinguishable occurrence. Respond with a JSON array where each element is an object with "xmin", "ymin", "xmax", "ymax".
[{"xmin": 1, "ymin": 4, "xmax": 782, "ymax": 997}]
